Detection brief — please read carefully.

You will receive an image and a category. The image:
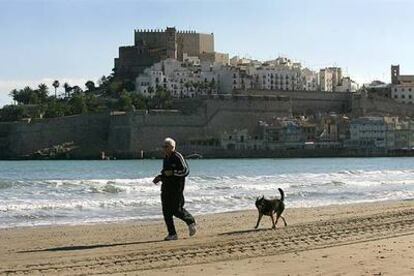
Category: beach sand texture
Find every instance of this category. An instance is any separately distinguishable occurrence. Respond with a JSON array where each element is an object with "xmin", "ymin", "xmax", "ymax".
[{"xmin": 1, "ymin": 200, "xmax": 413, "ymax": 275}]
